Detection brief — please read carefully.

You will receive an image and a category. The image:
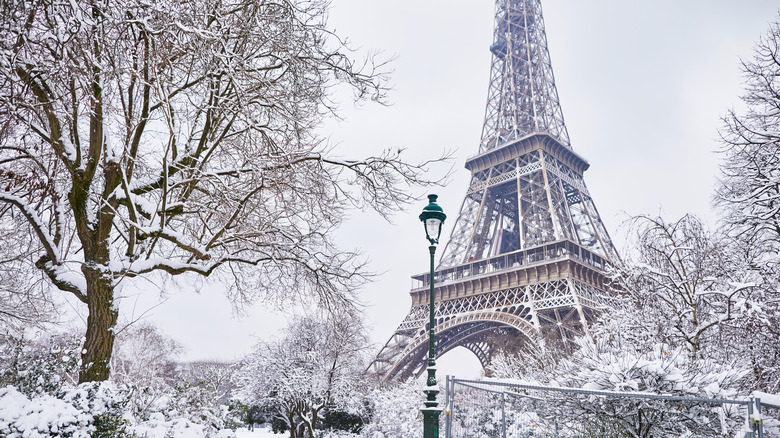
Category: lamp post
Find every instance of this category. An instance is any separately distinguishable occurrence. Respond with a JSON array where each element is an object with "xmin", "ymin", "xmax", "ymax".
[{"xmin": 419, "ymin": 194, "xmax": 446, "ymax": 438}]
